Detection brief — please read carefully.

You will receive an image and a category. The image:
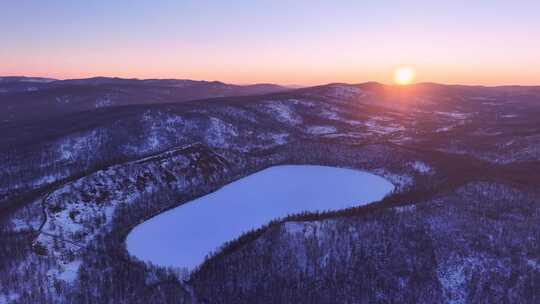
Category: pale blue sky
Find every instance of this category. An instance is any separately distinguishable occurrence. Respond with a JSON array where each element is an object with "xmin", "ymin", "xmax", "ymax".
[{"xmin": 2, "ymin": 1, "xmax": 539, "ymax": 84}]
